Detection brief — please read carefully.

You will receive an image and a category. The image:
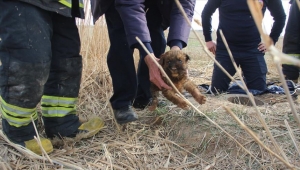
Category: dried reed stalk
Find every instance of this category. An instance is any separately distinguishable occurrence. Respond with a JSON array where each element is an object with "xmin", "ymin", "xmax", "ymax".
[
  {"xmin": 31, "ymin": 116, "xmax": 53, "ymax": 164},
  {"xmin": 173, "ymin": 0, "xmax": 300, "ymax": 168},
  {"xmin": 247, "ymin": 0, "xmax": 300, "ymax": 67},
  {"xmin": 174, "ymin": 0, "xmax": 248, "ymax": 93},
  {"xmin": 274, "ymin": 60, "xmax": 300, "ymax": 127},
  {"xmin": 136, "ymin": 37, "xmax": 261, "ymax": 165},
  {"xmin": 296, "ymin": 0, "xmax": 300, "ymax": 10},
  {"xmin": 224, "ymin": 106, "xmax": 296, "ymax": 169},
  {"xmin": 146, "ymin": 135, "xmax": 207, "ymax": 163},
  {"xmin": 219, "ymin": 30, "xmax": 290, "ymax": 163},
  {"xmin": 284, "ymin": 120, "xmax": 300, "ymax": 157},
  {"xmin": 247, "ymin": 0, "xmax": 300, "ymax": 128},
  {"xmin": 0, "ymin": 131, "xmax": 84, "ymax": 170},
  {"xmin": 103, "ymin": 144, "xmax": 113, "ymax": 170}
]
